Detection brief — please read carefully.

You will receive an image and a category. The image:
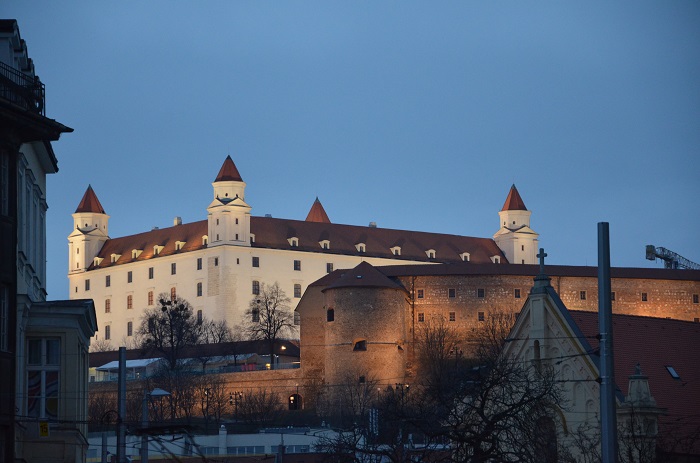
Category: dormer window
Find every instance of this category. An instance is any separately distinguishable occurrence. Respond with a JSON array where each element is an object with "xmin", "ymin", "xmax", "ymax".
[
  {"xmin": 110, "ymin": 254, "xmax": 121, "ymax": 263},
  {"xmin": 391, "ymin": 246, "xmax": 401, "ymax": 256},
  {"xmin": 202, "ymin": 236, "xmax": 208, "ymax": 246},
  {"xmin": 154, "ymin": 245, "xmax": 164, "ymax": 256},
  {"xmin": 425, "ymin": 249, "xmax": 436, "ymax": 259},
  {"xmin": 131, "ymin": 249, "xmax": 142, "ymax": 259},
  {"xmin": 460, "ymin": 252, "xmax": 470, "ymax": 262},
  {"xmin": 356, "ymin": 243, "xmax": 366, "ymax": 253},
  {"xmin": 491, "ymin": 255, "xmax": 501, "ymax": 264},
  {"xmin": 319, "ymin": 240, "xmax": 330, "ymax": 250},
  {"xmin": 288, "ymin": 237, "xmax": 299, "ymax": 247},
  {"xmin": 93, "ymin": 257, "xmax": 104, "ymax": 266},
  {"xmin": 250, "ymin": 233, "xmax": 255, "ymax": 244},
  {"xmin": 175, "ymin": 241, "xmax": 186, "ymax": 251}
]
